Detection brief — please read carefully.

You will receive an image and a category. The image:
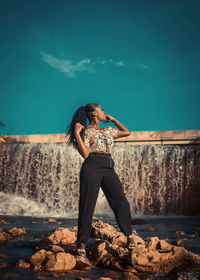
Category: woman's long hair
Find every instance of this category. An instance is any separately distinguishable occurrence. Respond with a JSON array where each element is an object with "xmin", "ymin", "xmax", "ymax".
[{"xmin": 66, "ymin": 103, "xmax": 99, "ymax": 148}]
